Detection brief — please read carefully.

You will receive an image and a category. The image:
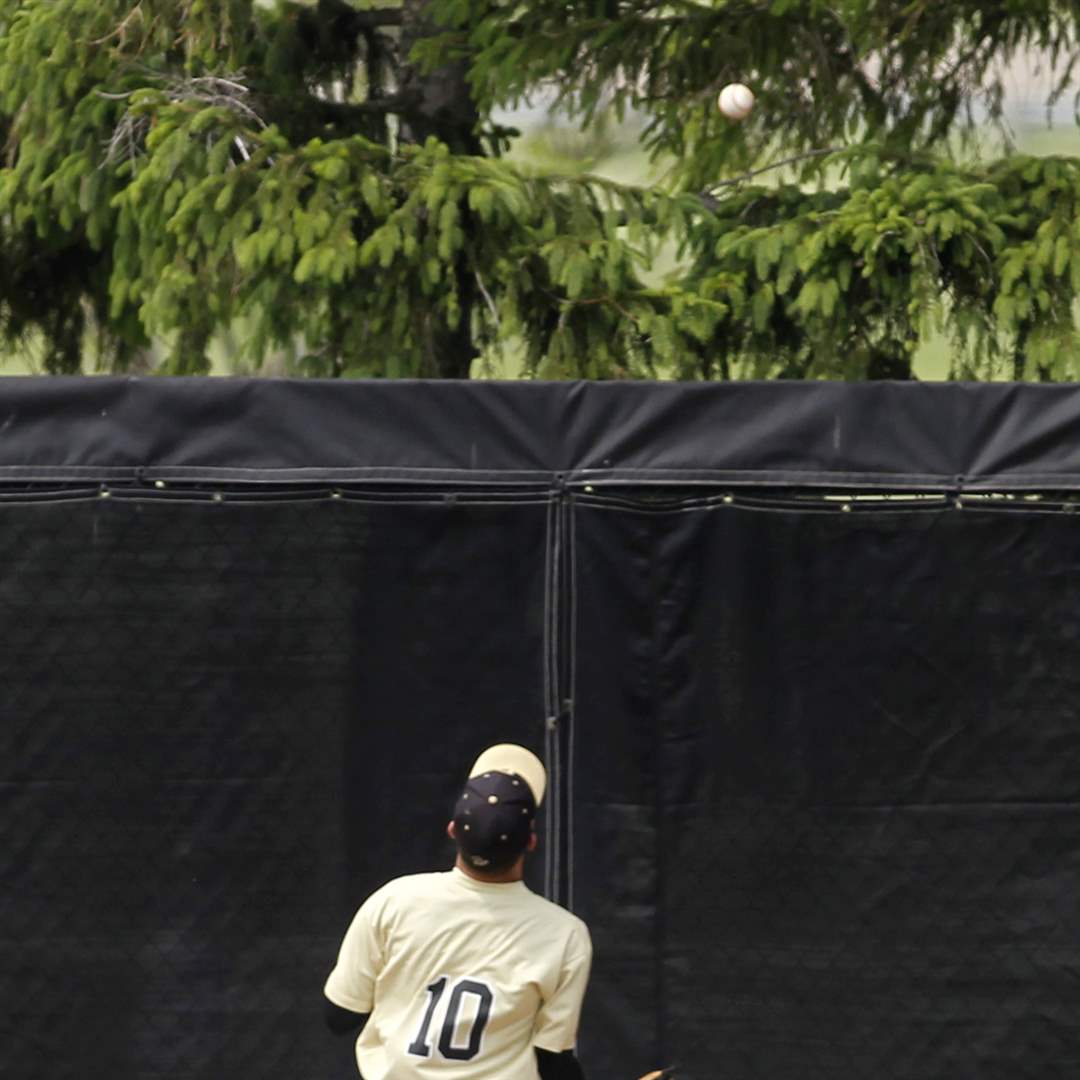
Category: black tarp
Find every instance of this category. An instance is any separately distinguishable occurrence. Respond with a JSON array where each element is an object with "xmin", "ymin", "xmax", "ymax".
[
  {"xmin": 572, "ymin": 496, "xmax": 1080, "ymax": 1079},
  {"xmin": 2, "ymin": 378, "xmax": 1080, "ymax": 1080},
  {"xmin": 7, "ymin": 377, "xmax": 1080, "ymax": 489}
]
